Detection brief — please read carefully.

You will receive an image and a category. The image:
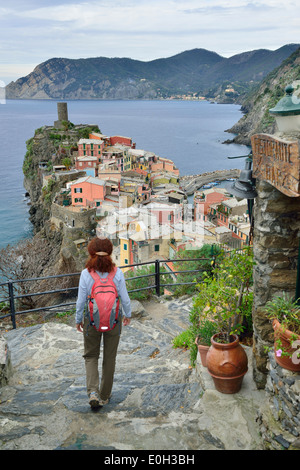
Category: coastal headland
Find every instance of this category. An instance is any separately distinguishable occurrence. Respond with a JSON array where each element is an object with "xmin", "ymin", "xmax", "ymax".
[{"xmin": 0, "ymin": 102, "xmax": 248, "ymax": 318}]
